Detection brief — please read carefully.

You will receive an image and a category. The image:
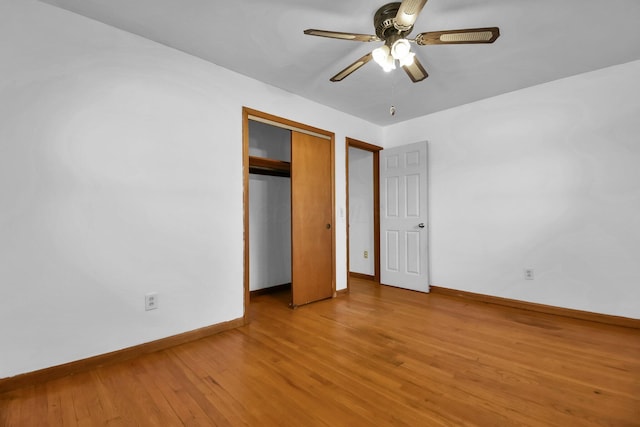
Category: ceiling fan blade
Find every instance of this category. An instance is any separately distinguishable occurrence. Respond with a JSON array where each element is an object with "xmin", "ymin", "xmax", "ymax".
[
  {"xmin": 395, "ymin": 0, "xmax": 428, "ymax": 30},
  {"xmin": 304, "ymin": 29, "xmax": 380, "ymax": 42},
  {"xmin": 415, "ymin": 27, "xmax": 500, "ymax": 45},
  {"xmin": 402, "ymin": 56, "xmax": 428, "ymax": 83},
  {"xmin": 330, "ymin": 52, "xmax": 373, "ymax": 82}
]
